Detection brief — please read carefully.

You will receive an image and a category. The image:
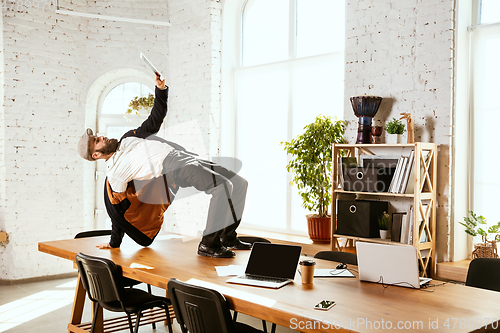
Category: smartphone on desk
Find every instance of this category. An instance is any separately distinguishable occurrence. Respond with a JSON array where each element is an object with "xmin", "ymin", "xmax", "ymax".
[{"xmin": 314, "ymin": 300, "xmax": 336, "ymax": 310}]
